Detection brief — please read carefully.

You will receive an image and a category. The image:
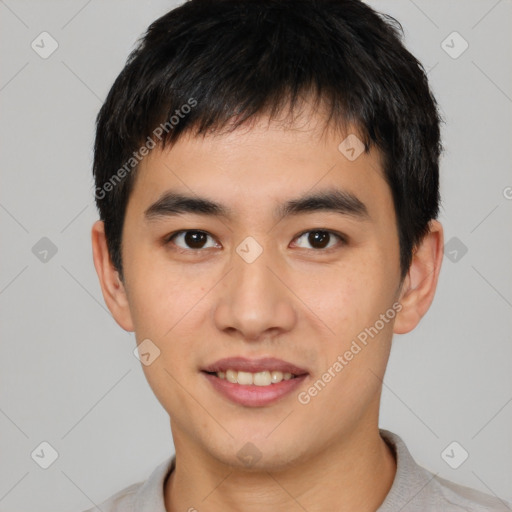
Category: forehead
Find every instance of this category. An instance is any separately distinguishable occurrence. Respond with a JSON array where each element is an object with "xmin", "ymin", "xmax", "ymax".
[{"xmin": 127, "ymin": 113, "xmax": 393, "ymax": 225}]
